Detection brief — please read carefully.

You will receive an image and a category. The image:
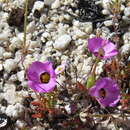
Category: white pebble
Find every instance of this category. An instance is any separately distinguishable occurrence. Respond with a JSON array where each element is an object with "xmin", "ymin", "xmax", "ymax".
[
  {"xmin": 9, "ymin": 37, "xmax": 23, "ymax": 51},
  {"xmin": 120, "ymin": 44, "xmax": 130, "ymax": 55},
  {"xmin": 41, "ymin": 32, "xmax": 50, "ymax": 38},
  {"xmin": 44, "ymin": 0, "xmax": 55, "ymax": 6},
  {"xmin": 124, "ymin": 7, "xmax": 130, "ymax": 17},
  {"xmin": 74, "ymin": 29, "xmax": 86, "ymax": 38},
  {"xmin": 3, "ymin": 59, "xmax": 17, "ymax": 73},
  {"xmin": 84, "ymin": 22, "xmax": 93, "ymax": 34},
  {"xmin": 102, "ymin": 0, "xmax": 110, "ymax": 9},
  {"xmin": 32, "ymin": 1, "xmax": 44, "ymax": 13},
  {"xmin": 104, "ymin": 20, "xmax": 113, "ymax": 26},
  {"xmin": 29, "ymin": 41, "xmax": 41, "ymax": 49},
  {"xmin": 27, "ymin": 21, "xmax": 36, "ymax": 33},
  {"xmin": 53, "ymin": 34, "xmax": 71, "ymax": 50},
  {"xmin": 4, "ymin": 84, "xmax": 23, "ymax": 104},
  {"xmin": 51, "ymin": 0, "xmax": 60, "ymax": 9},
  {"xmin": 3, "ymin": 52, "xmax": 12, "ymax": 59},
  {"xmin": 0, "ymin": 63, "xmax": 3, "ymax": 71},
  {"xmin": 6, "ymin": 103, "xmax": 24, "ymax": 118},
  {"xmin": 0, "ymin": 47, "xmax": 5, "ymax": 59},
  {"xmin": 102, "ymin": 9, "xmax": 110, "ymax": 15},
  {"xmin": 16, "ymin": 120, "xmax": 26, "ymax": 128},
  {"xmin": 123, "ymin": 32, "xmax": 130, "ymax": 44},
  {"xmin": 17, "ymin": 70, "xmax": 25, "ymax": 82},
  {"xmin": 65, "ymin": 105, "xmax": 71, "ymax": 114},
  {"xmin": 9, "ymin": 74, "xmax": 18, "ymax": 82}
]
